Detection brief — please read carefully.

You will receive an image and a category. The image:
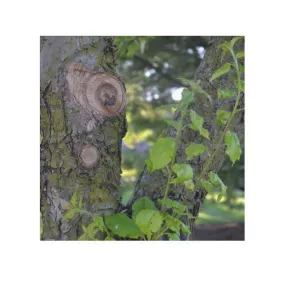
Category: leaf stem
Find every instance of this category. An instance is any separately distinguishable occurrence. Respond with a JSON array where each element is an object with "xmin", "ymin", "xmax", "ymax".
[{"xmin": 161, "ymin": 108, "xmax": 187, "ymax": 210}]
